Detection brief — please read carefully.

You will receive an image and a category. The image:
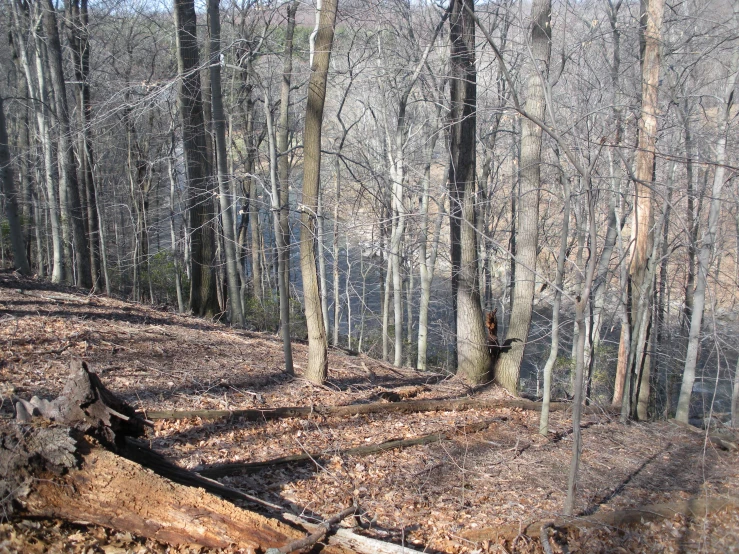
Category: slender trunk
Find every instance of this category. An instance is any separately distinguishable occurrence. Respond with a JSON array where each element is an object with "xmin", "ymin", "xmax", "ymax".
[
  {"xmin": 676, "ymin": 35, "xmax": 739, "ymax": 423},
  {"xmin": 0, "ymin": 96, "xmax": 31, "ymax": 274},
  {"xmin": 174, "ymin": 0, "xmax": 219, "ymax": 318},
  {"xmin": 495, "ymin": 0, "xmax": 551, "ymax": 393},
  {"xmin": 333, "ymin": 162, "xmax": 341, "ymax": 346},
  {"xmin": 565, "ymin": 172, "xmax": 598, "ymax": 517},
  {"xmin": 265, "ymin": 95, "xmax": 294, "ymax": 374},
  {"xmin": 540, "ymin": 169, "xmax": 570, "ymax": 435},
  {"xmin": 208, "ymin": 0, "xmax": 244, "ymax": 327},
  {"xmin": 299, "ymin": 0, "xmax": 337, "ymax": 384},
  {"xmin": 346, "ymin": 242, "xmax": 352, "ymax": 350},
  {"xmin": 277, "ymin": 0, "xmax": 298, "ymax": 323},
  {"xmin": 169, "ymin": 136, "xmax": 186, "ymax": 313},
  {"xmin": 317, "ymin": 193, "xmax": 329, "ymax": 335}
]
